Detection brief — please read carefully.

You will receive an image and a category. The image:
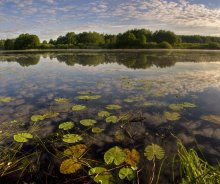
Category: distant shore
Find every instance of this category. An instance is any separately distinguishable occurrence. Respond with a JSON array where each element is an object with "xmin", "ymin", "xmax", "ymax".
[{"xmin": 1, "ymin": 48, "xmax": 220, "ymax": 54}]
